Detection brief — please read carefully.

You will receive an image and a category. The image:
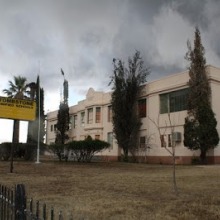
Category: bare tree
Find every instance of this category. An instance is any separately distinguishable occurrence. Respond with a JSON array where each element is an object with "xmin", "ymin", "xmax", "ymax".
[
  {"xmin": 135, "ymin": 134, "xmax": 153, "ymax": 163},
  {"xmin": 149, "ymin": 114, "xmax": 178, "ymax": 195}
]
